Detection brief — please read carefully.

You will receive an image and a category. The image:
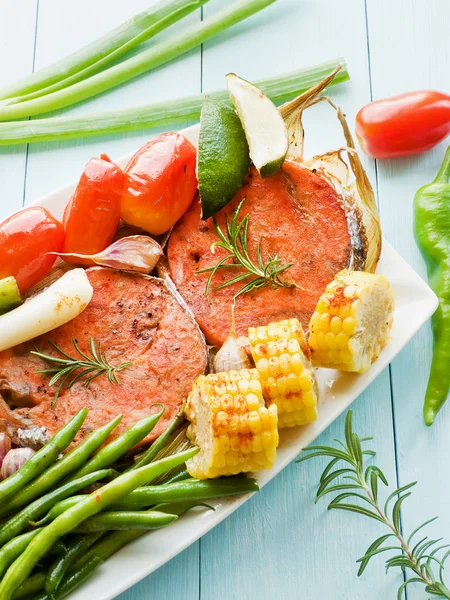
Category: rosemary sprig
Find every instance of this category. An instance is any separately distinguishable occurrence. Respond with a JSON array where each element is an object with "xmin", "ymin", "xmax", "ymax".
[
  {"xmin": 298, "ymin": 411, "xmax": 450, "ymax": 599},
  {"xmin": 197, "ymin": 198, "xmax": 297, "ymax": 298},
  {"xmin": 32, "ymin": 337, "xmax": 132, "ymax": 408}
]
